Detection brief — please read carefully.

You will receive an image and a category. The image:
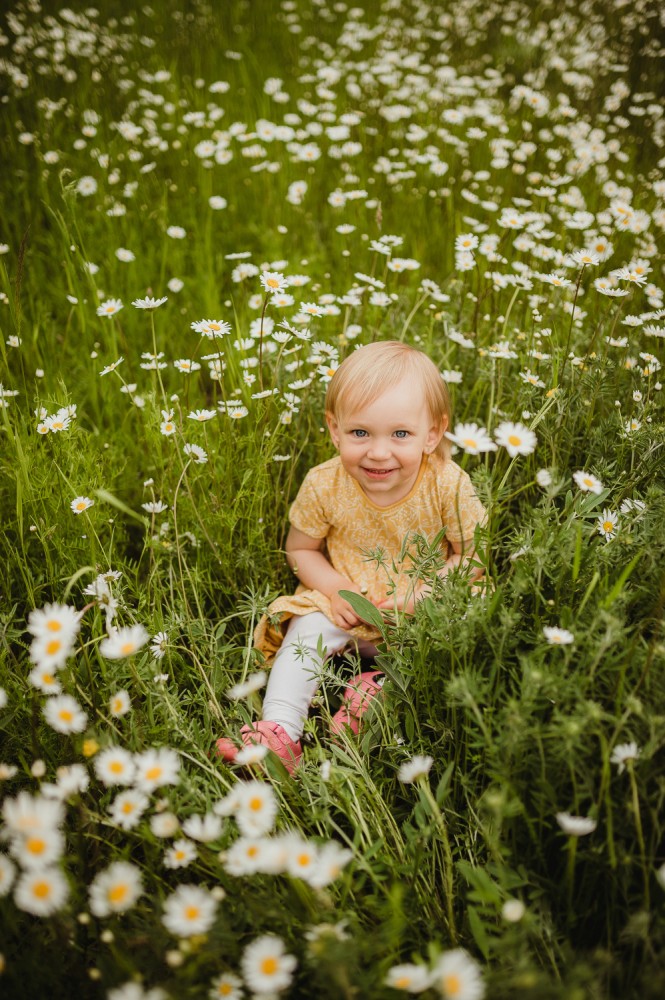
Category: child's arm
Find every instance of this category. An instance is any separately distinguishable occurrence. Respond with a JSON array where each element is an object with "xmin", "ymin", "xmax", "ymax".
[{"xmin": 285, "ymin": 526, "xmax": 366, "ymax": 629}]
